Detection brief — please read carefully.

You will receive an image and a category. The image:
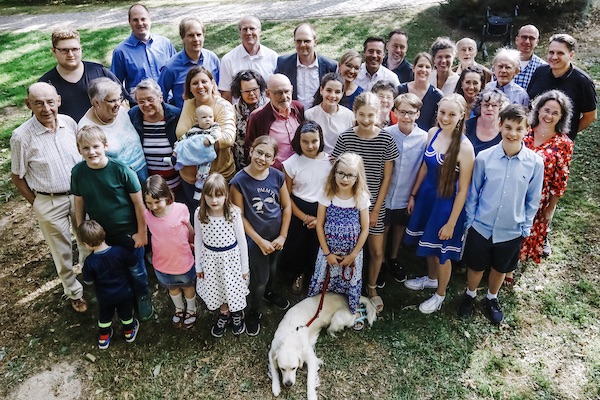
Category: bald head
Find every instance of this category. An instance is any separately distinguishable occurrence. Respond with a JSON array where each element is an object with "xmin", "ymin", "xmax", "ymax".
[
  {"xmin": 266, "ymin": 74, "xmax": 293, "ymax": 112},
  {"xmin": 515, "ymin": 25, "xmax": 540, "ymax": 59},
  {"xmin": 26, "ymin": 83, "xmax": 61, "ymax": 130}
]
